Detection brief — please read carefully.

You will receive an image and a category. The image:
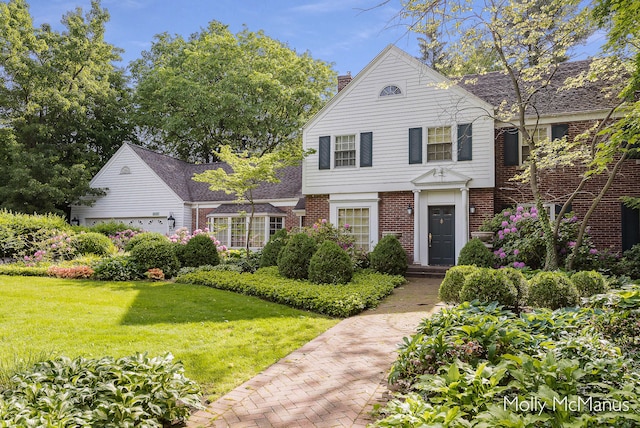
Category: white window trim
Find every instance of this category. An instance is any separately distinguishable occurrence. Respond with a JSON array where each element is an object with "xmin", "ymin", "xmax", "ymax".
[
  {"xmin": 334, "ymin": 134, "xmax": 357, "ymax": 169},
  {"xmin": 519, "ymin": 125, "xmax": 550, "ymax": 165},
  {"xmin": 208, "ymin": 214, "xmax": 285, "ymax": 249},
  {"xmin": 329, "ymin": 194, "xmax": 379, "ymax": 251},
  {"xmin": 426, "ymin": 125, "xmax": 453, "ymax": 163},
  {"xmin": 379, "ymin": 84, "xmax": 403, "ymax": 98}
]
